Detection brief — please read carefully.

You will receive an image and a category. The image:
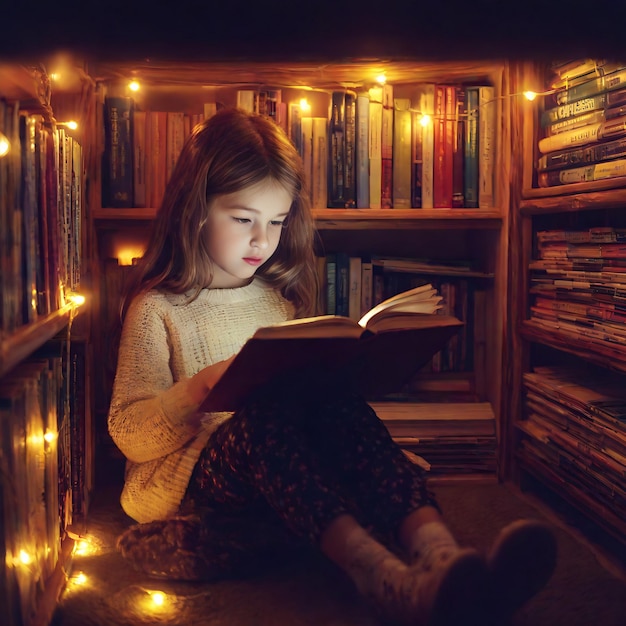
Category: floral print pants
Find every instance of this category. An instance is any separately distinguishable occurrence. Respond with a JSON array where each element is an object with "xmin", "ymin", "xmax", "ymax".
[{"xmin": 180, "ymin": 389, "xmax": 438, "ymax": 573}]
